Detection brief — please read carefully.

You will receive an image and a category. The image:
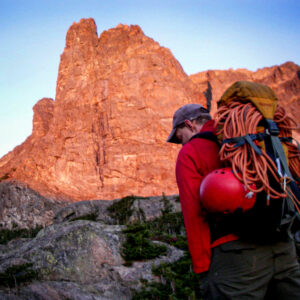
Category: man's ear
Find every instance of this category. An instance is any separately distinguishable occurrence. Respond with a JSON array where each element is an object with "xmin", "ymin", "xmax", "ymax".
[{"xmin": 184, "ymin": 120, "xmax": 193, "ymax": 130}]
